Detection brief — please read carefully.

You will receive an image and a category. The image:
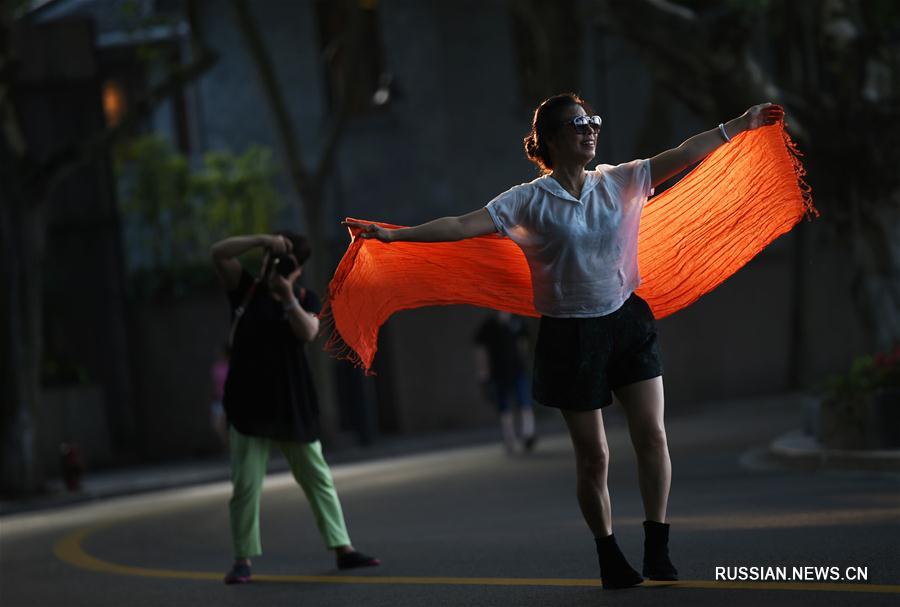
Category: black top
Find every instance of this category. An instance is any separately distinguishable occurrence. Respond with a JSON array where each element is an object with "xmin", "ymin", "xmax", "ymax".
[
  {"xmin": 223, "ymin": 270, "xmax": 320, "ymax": 442},
  {"xmin": 474, "ymin": 315, "xmax": 529, "ymax": 384}
]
